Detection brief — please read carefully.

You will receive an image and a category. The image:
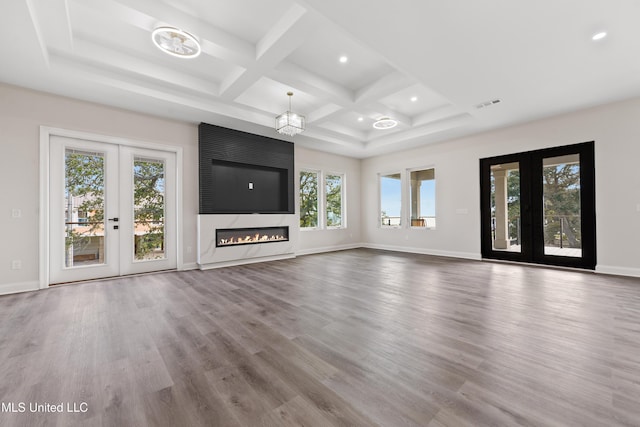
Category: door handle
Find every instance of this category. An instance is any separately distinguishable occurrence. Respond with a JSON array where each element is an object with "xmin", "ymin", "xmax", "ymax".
[{"xmin": 108, "ymin": 218, "xmax": 119, "ymax": 222}]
